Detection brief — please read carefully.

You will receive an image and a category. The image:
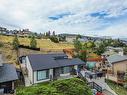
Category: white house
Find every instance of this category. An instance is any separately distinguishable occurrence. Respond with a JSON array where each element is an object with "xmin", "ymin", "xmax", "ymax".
[{"xmin": 19, "ymin": 53, "xmax": 85, "ymax": 85}]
